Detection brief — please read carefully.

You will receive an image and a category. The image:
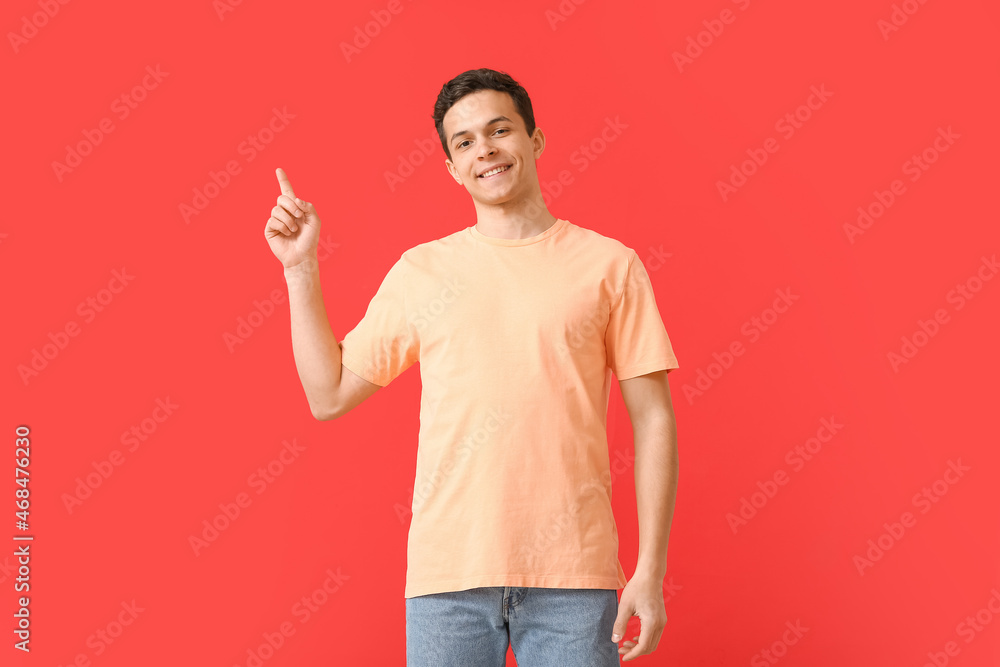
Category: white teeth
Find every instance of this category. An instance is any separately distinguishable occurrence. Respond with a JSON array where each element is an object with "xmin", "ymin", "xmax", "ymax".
[{"xmin": 480, "ymin": 165, "xmax": 510, "ymax": 178}]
